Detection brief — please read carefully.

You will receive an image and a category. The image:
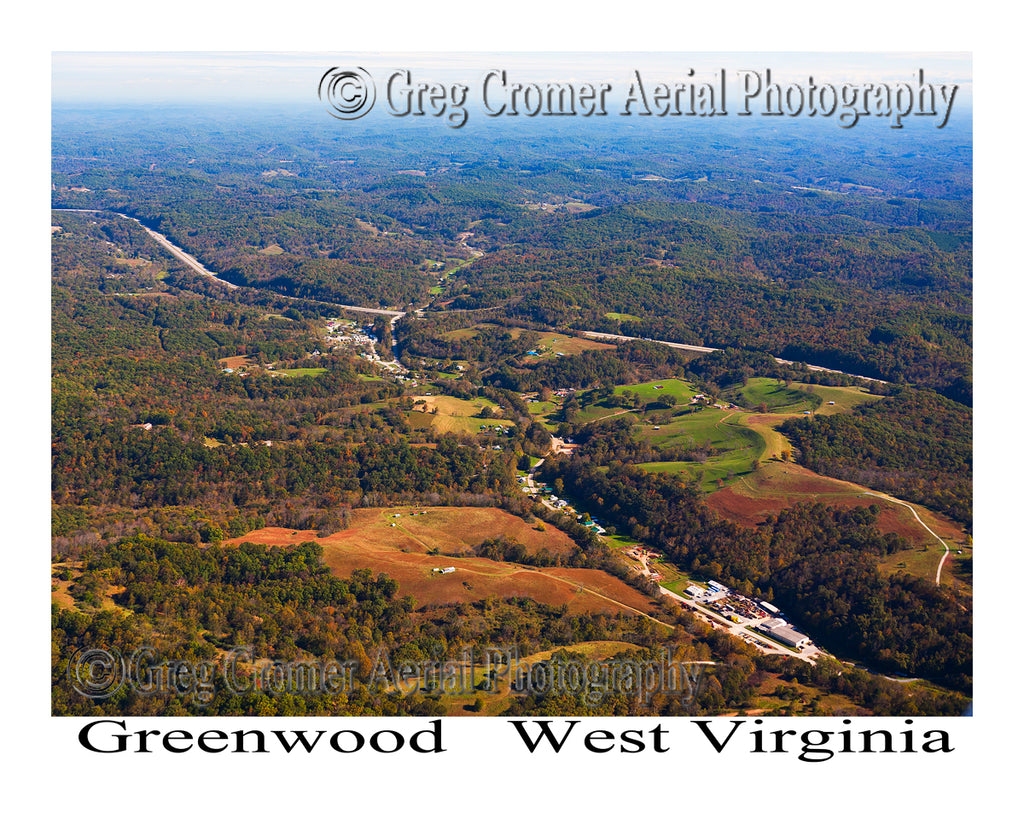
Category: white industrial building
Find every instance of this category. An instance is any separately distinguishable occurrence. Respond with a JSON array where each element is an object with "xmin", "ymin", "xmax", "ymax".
[{"xmin": 766, "ymin": 624, "xmax": 811, "ymax": 649}]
